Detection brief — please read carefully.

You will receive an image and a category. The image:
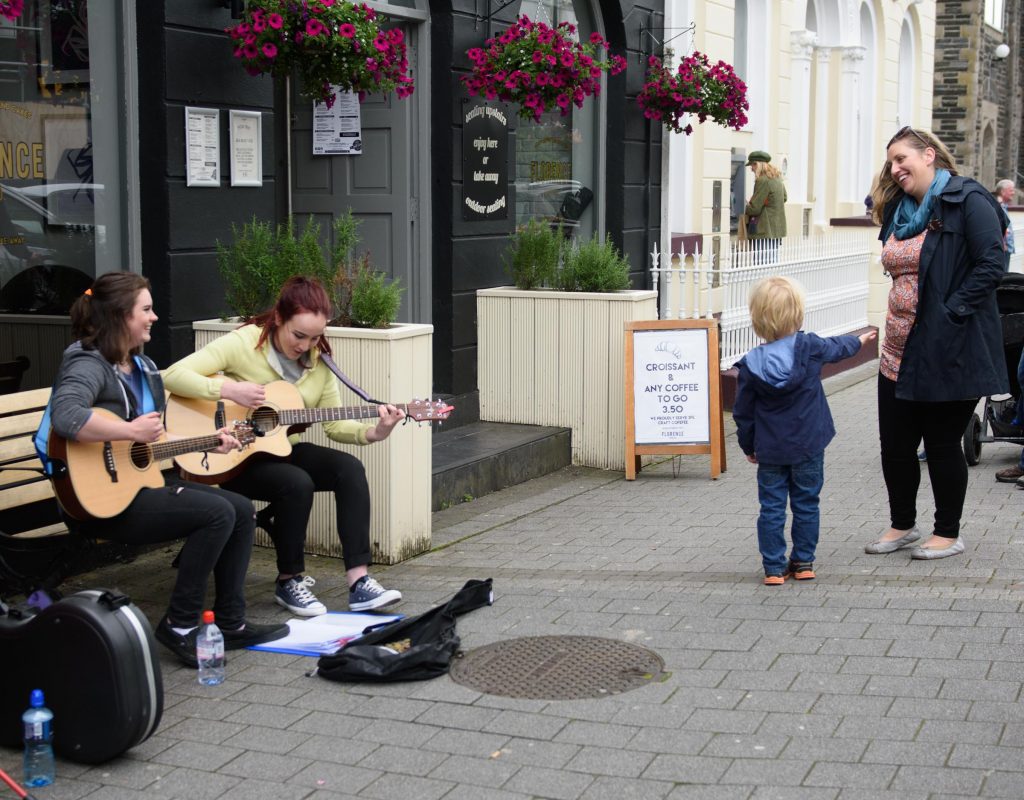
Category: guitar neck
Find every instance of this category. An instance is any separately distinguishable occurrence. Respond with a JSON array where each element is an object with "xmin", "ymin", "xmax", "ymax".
[
  {"xmin": 280, "ymin": 404, "xmax": 404, "ymax": 426},
  {"xmin": 150, "ymin": 434, "xmax": 226, "ymax": 461}
]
